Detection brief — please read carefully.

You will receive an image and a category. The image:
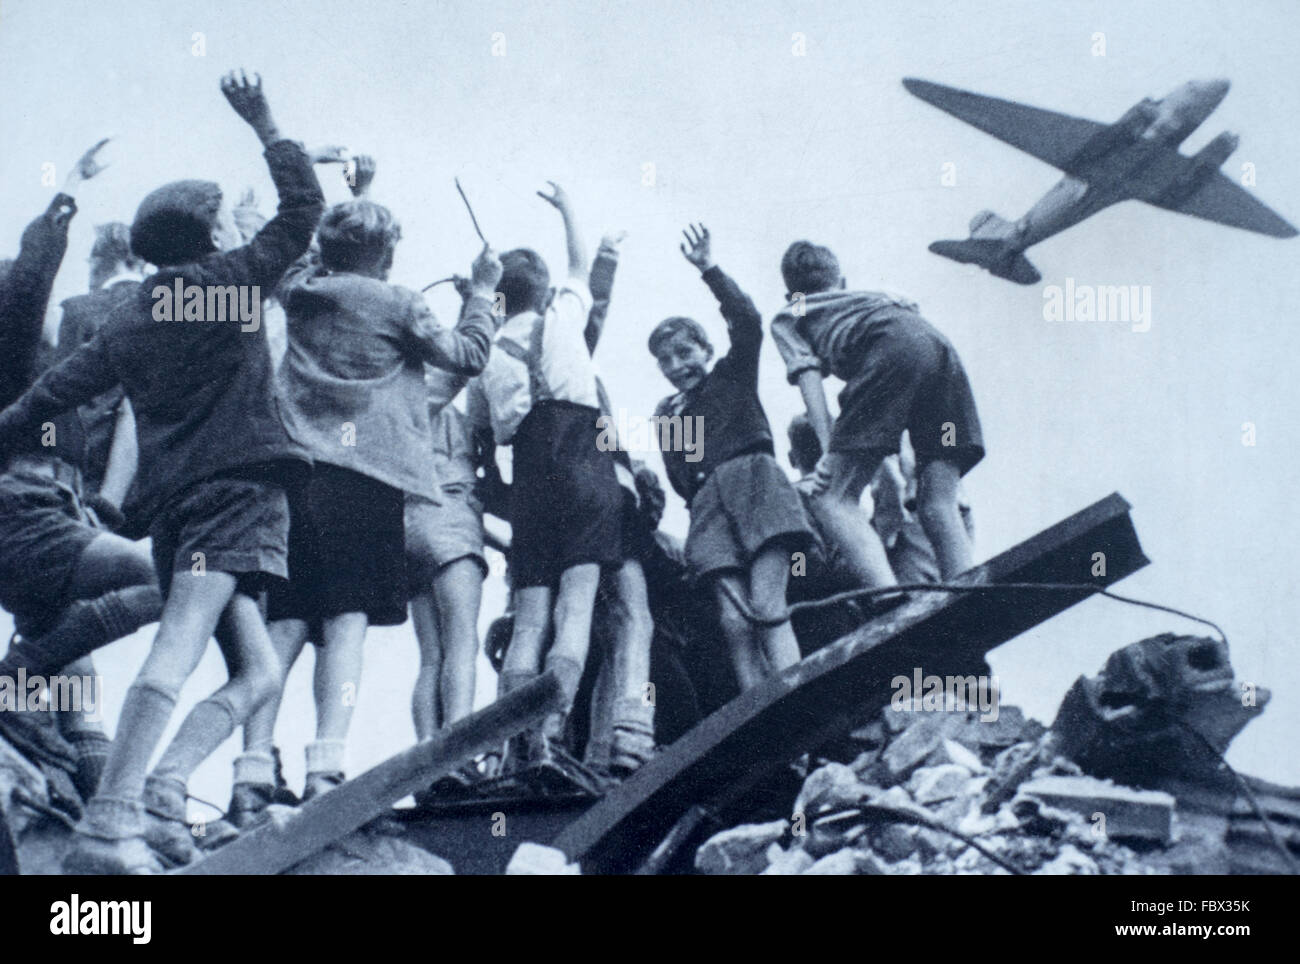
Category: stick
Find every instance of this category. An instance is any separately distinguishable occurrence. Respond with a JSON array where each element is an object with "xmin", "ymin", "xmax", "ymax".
[
  {"xmin": 421, "ymin": 276, "xmax": 456, "ymax": 293},
  {"xmin": 455, "ymin": 176, "xmax": 488, "ymax": 245}
]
